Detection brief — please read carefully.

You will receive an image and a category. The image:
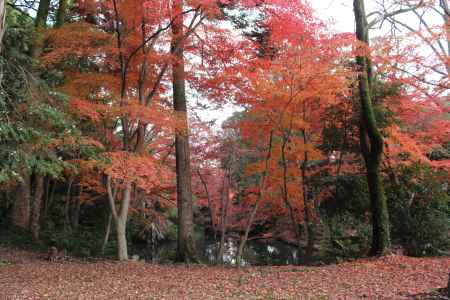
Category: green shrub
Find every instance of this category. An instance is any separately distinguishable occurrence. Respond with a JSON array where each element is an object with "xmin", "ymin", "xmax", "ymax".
[
  {"xmin": 386, "ymin": 164, "xmax": 449, "ymax": 256},
  {"xmin": 43, "ymin": 223, "xmax": 115, "ymax": 257}
]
